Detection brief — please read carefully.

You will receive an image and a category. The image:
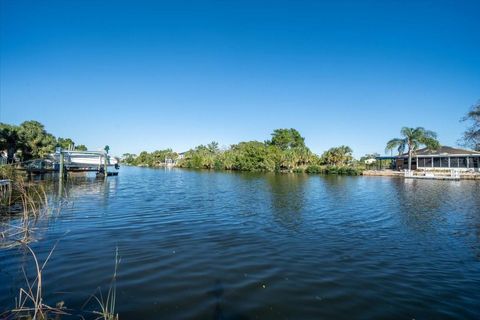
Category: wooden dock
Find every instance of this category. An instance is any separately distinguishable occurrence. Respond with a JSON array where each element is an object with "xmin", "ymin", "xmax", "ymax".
[{"xmin": 0, "ymin": 179, "xmax": 12, "ymax": 204}]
